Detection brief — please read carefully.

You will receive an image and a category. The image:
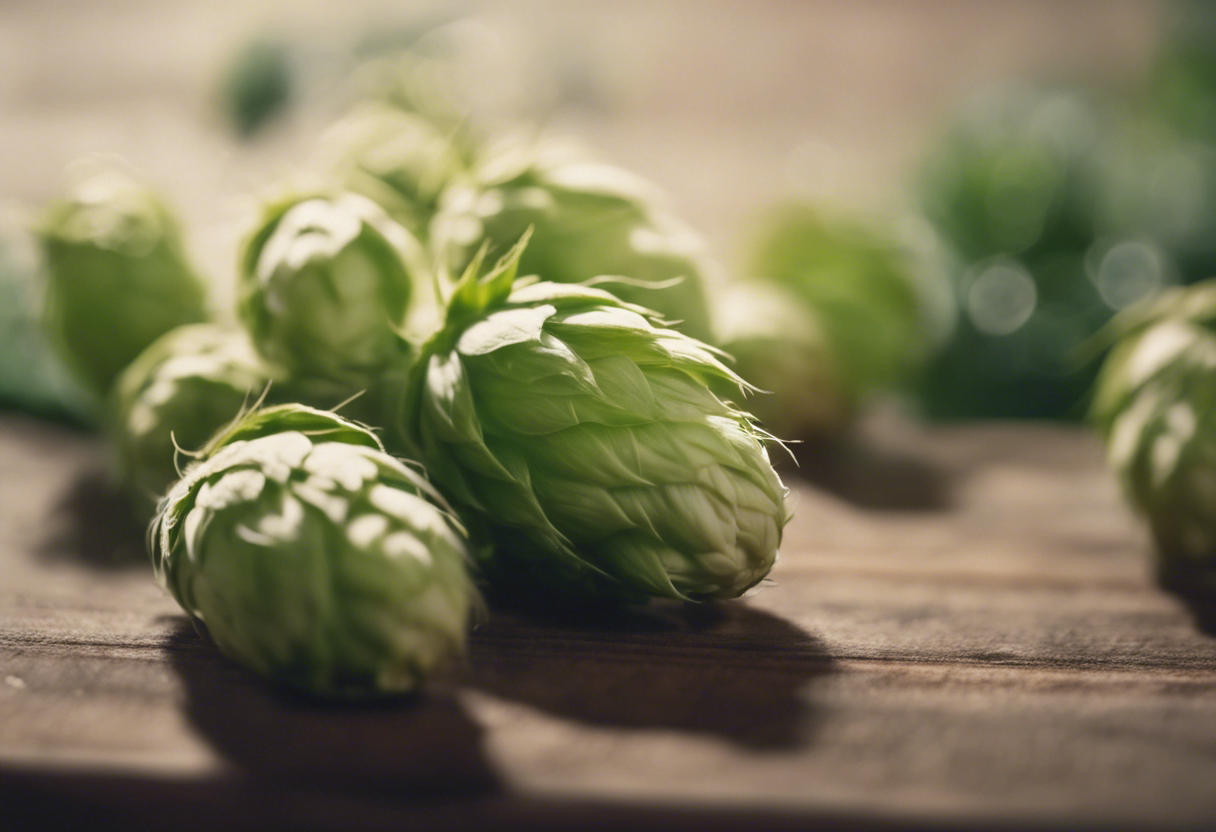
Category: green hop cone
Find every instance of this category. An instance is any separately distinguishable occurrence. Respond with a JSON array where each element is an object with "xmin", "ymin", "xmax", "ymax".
[
  {"xmin": 747, "ymin": 204, "xmax": 946, "ymax": 407},
  {"xmin": 429, "ymin": 136, "xmax": 716, "ymax": 344},
  {"xmin": 238, "ymin": 191, "xmax": 425, "ymax": 385},
  {"xmin": 151, "ymin": 403, "xmax": 476, "ymax": 696},
  {"xmin": 111, "ymin": 323, "xmax": 276, "ymax": 521},
  {"xmin": 1091, "ymin": 282, "xmax": 1216, "ymax": 594},
  {"xmin": 400, "ymin": 234, "xmax": 788, "ymax": 604},
  {"xmin": 312, "ymin": 102, "xmax": 467, "ymax": 240},
  {"xmin": 712, "ymin": 278, "xmax": 850, "ymax": 442},
  {"xmin": 39, "ymin": 159, "xmax": 208, "ymax": 396},
  {"xmin": 0, "ymin": 223, "xmax": 96, "ymax": 425}
]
